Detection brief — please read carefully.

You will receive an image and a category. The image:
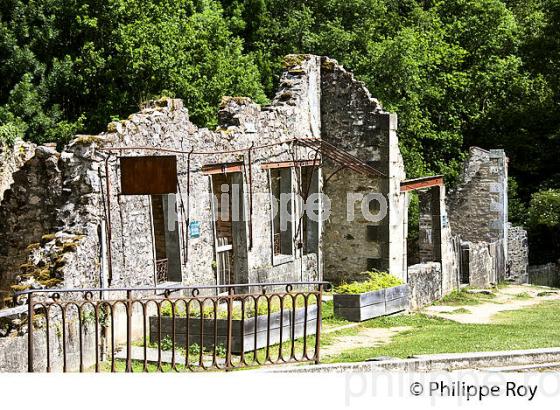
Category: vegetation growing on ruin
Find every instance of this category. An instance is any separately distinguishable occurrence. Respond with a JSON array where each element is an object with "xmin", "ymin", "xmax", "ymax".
[
  {"xmin": 333, "ymin": 272, "xmax": 403, "ymax": 294},
  {"xmin": 10, "ymin": 233, "xmax": 83, "ymax": 292}
]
